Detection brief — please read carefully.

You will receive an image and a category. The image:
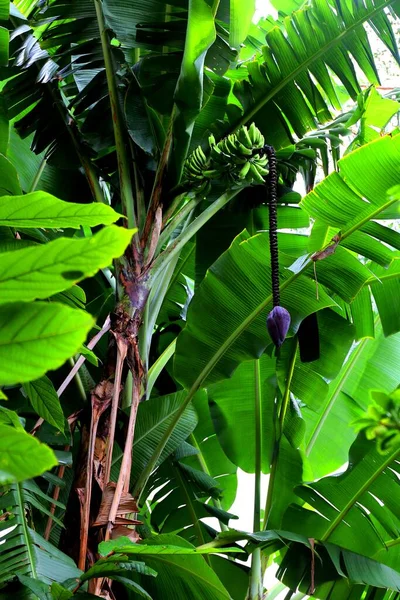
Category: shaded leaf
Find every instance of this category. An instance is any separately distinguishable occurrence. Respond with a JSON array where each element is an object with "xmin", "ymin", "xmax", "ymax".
[
  {"xmin": 0, "ymin": 425, "xmax": 57, "ymax": 484},
  {"xmin": 127, "ymin": 391, "xmax": 200, "ymax": 487},
  {"xmin": 0, "ymin": 154, "xmax": 22, "ymax": 197},
  {"xmin": 23, "ymin": 377, "xmax": 64, "ymax": 431},
  {"xmin": 175, "ymin": 231, "xmax": 335, "ymax": 389},
  {"xmin": 0, "ymin": 192, "xmax": 123, "ymax": 228}
]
